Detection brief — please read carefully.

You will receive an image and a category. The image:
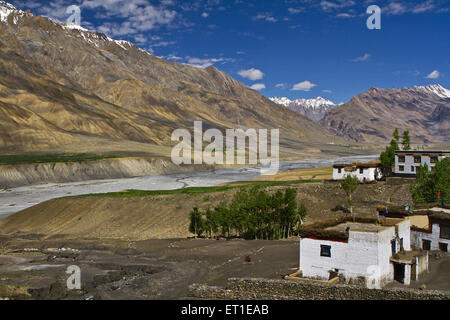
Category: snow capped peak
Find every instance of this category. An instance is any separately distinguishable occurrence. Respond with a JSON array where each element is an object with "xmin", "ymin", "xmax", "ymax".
[
  {"xmin": 411, "ymin": 84, "xmax": 450, "ymax": 99},
  {"xmin": 269, "ymin": 97, "xmax": 292, "ymax": 107},
  {"xmin": 0, "ymin": 1, "xmax": 23, "ymax": 23},
  {"xmin": 270, "ymin": 96, "xmax": 337, "ymax": 122},
  {"xmin": 62, "ymin": 23, "xmax": 89, "ymax": 32},
  {"xmin": 270, "ymin": 96, "xmax": 335, "ymax": 110}
]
